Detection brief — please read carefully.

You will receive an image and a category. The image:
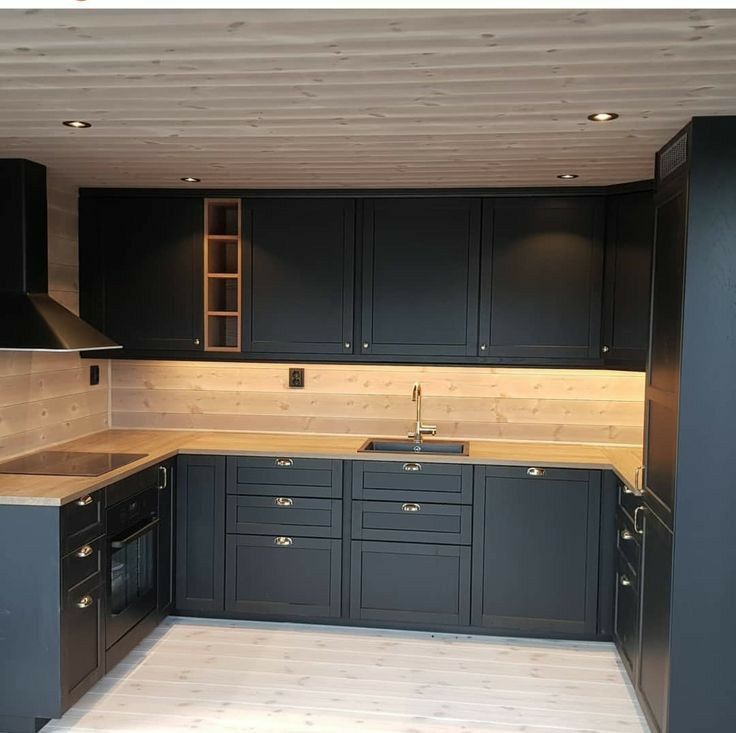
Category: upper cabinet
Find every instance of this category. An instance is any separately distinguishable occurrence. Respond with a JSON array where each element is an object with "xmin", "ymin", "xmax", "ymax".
[
  {"xmin": 360, "ymin": 198, "xmax": 480, "ymax": 357},
  {"xmin": 243, "ymin": 198, "xmax": 355, "ymax": 355},
  {"xmin": 80, "ymin": 196, "xmax": 203, "ymax": 352},
  {"xmin": 602, "ymin": 191, "xmax": 654, "ymax": 368},
  {"xmin": 479, "ymin": 197, "xmax": 605, "ymax": 361}
]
